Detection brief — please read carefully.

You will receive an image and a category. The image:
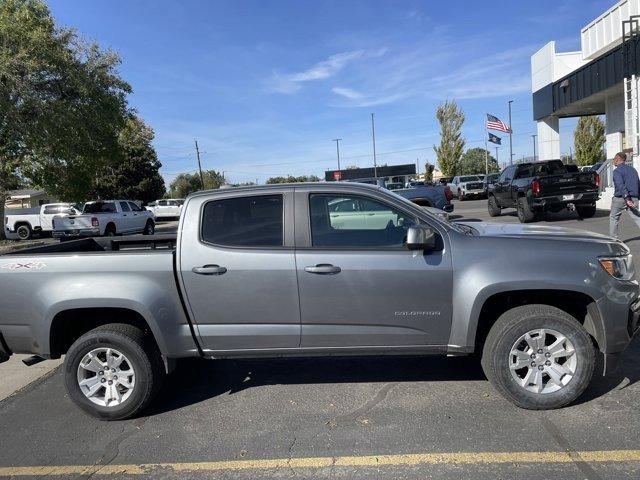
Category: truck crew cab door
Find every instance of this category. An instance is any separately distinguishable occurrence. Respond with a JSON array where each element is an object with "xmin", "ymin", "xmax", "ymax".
[
  {"xmin": 178, "ymin": 189, "xmax": 301, "ymax": 351},
  {"xmin": 494, "ymin": 166, "xmax": 516, "ymax": 207},
  {"xmin": 294, "ymin": 187, "xmax": 453, "ymax": 348}
]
